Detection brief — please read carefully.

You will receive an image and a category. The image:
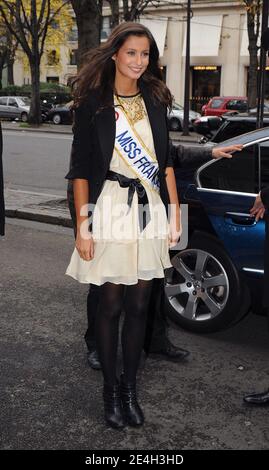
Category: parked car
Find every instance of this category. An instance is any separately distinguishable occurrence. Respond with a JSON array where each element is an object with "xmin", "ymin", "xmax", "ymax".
[
  {"xmin": 164, "ymin": 126, "xmax": 269, "ymax": 333},
  {"xmin": 167, "ymin": 102, "xmax": 201, "ymax": 131},
  {"xmin": 194, "ymin": 113, "xmax": 269, "ymax": 144},
  {"xmin": 0, "ymin": 96, "xmax": 30, "ymax": 122},
  {"xmin": 45, "ymin": 101, "xmax": 73, "ymax": 124},
  {"xmin": 202, "ymin": 96, "xmax": 248, "ymax": 117},
  {"xmin": 209, "ymin": 114, "xmax": 269, "ymax": 144}
]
